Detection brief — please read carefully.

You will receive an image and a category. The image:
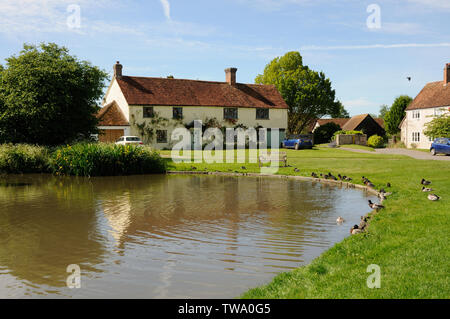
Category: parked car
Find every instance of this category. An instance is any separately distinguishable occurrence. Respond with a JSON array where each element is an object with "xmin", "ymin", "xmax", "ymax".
[
  {"xmin": 115, "ymin": 136, "xmax": 144, "ymax": 146},
  {"xmin": 282, "ymin": 134, "xmax": 313, "ymax": 150},
  {"xmin": 430, "ymin": 138, "xmax": 450, "ymax": 155}
]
